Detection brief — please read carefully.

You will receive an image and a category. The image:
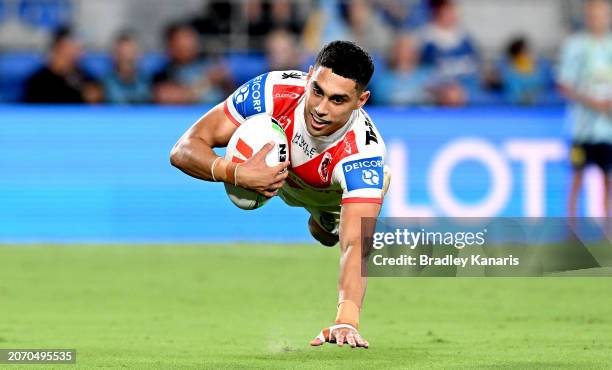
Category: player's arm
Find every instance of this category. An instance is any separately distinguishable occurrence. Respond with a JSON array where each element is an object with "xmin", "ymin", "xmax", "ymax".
[
  {"xmin": 310, "ymin": 202, "xmax": 379, "ymax": 349},
  {"xmin": 337, "ymin": 201, "xmax": 380, "ymax": 343},
  {"xmin": 170, "ymin": 103, "xmax": 288, "ymax": 196},
  {"xmin": 311, "ymin": 151, "xmax": 387, "ymax": 348},
  {"xmin": 337, "ymin": 201, "xmax": 380, "ymax": 310}
]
